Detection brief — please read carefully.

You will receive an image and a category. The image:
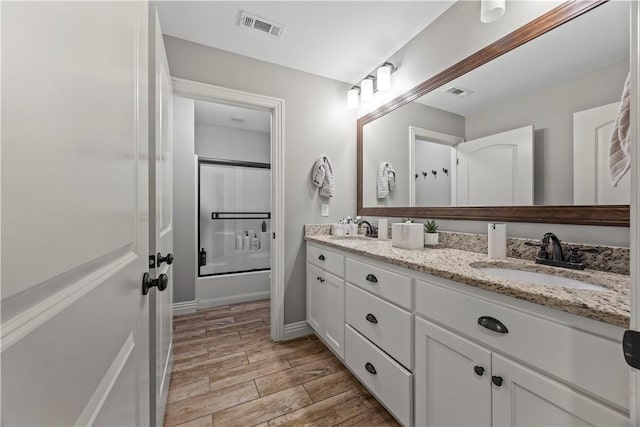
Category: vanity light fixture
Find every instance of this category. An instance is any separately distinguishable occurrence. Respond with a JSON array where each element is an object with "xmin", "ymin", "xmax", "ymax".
[
  {"xmin": 346, "ymin": 62, "xmax": 397, "ymax": 108},
  {"xmin": 361, "ymin": 76, "xmax": 374, "ymax": 102},
  {"xmin": 376, "ymin": 62, "xmax": 393, "ymax": 92},
  {"xmin": 480, "ymin": 0, "xmax": 505, "ymax": 23},
  {"xmin": 347, "ymin": 86, "xmax": 360, "ymax": 109}
]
